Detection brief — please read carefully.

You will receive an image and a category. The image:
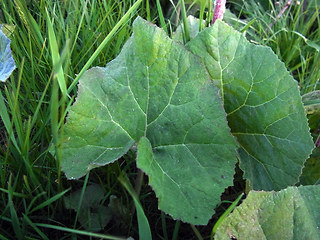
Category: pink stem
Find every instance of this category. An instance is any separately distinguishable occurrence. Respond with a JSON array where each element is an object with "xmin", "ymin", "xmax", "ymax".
[
  {"xmin": 212, "ymin": 0, "xmax": 226, "ymax": 24},
  {"xmin": 277, "ymin": 0, "xmax": 293, "ymax": 19},
  {"xmin": 269, "ymin": 0, "xmax": 293, "ymax": 28}
]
